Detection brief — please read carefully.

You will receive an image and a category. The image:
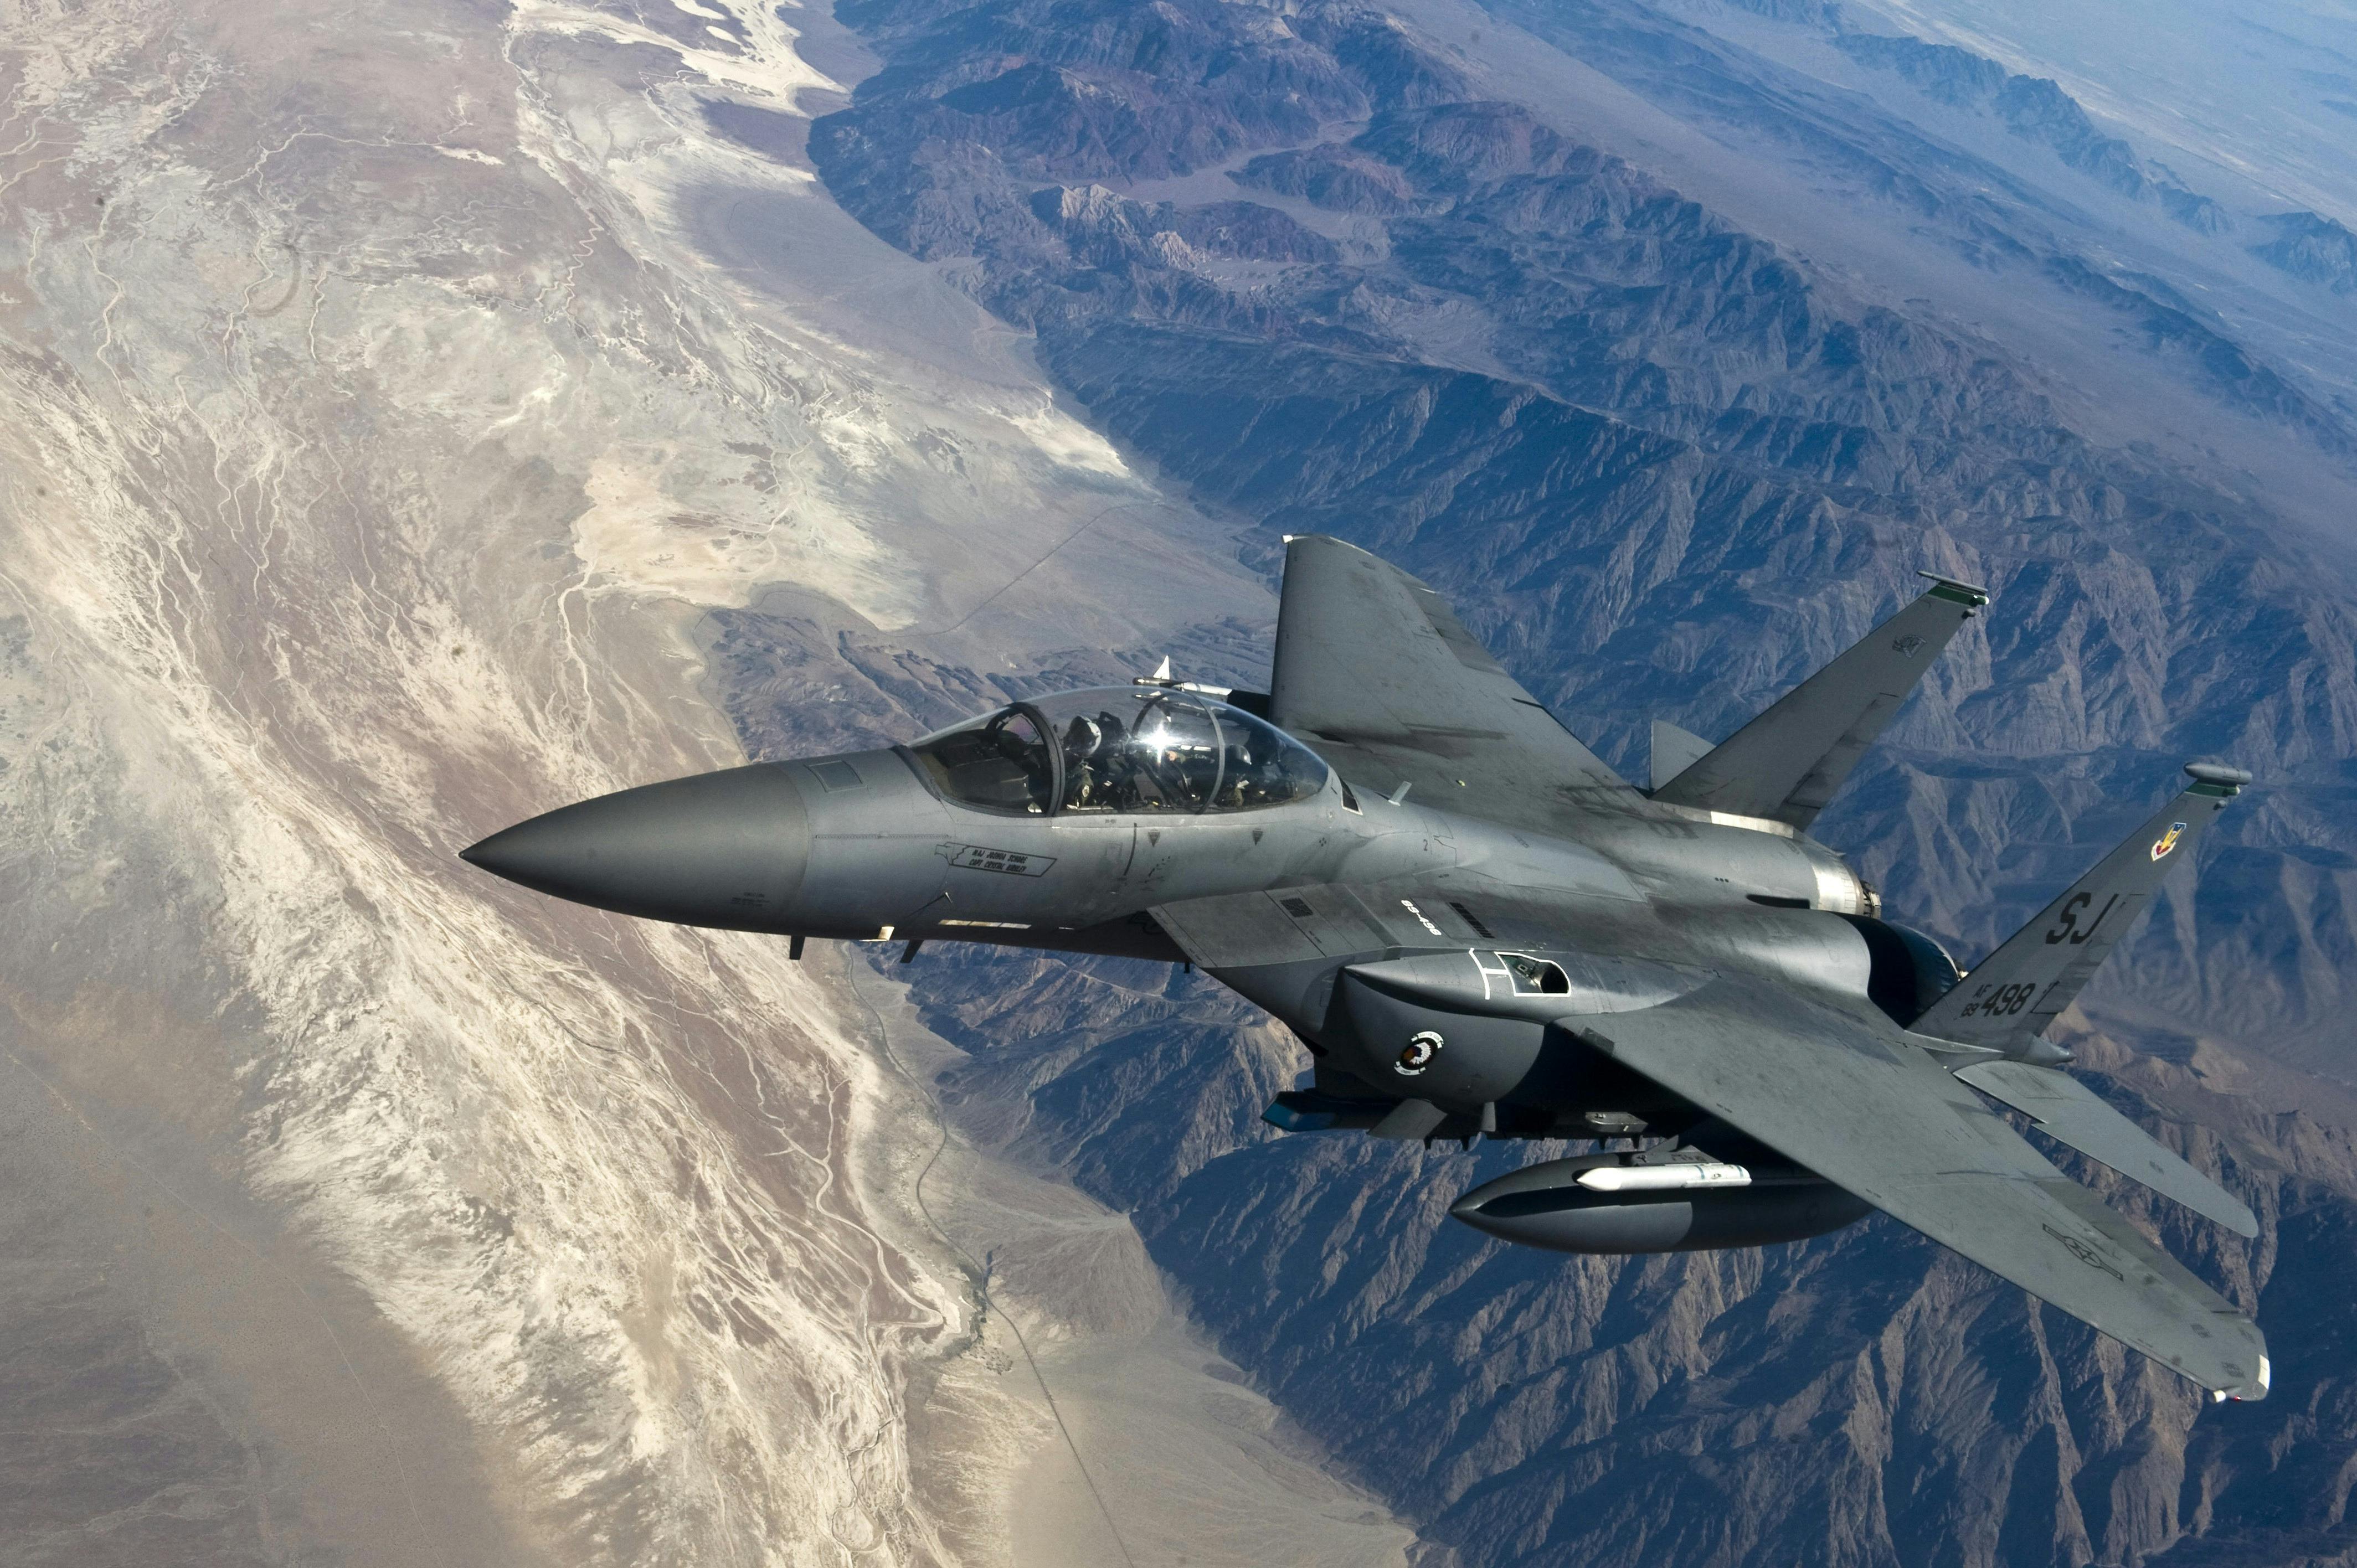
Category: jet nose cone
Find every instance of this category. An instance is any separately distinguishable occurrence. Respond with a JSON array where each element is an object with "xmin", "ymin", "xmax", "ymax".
[{"xmin": 462, "ymin": 764, "xmax": 810, "ymax": 930}]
